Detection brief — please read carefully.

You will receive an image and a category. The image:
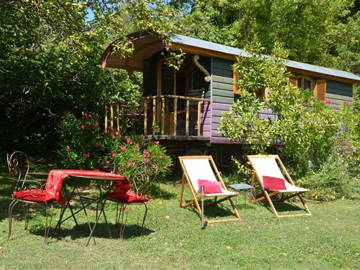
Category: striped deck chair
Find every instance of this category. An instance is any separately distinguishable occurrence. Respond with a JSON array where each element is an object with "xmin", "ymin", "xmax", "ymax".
[
  {"xmin": 247, "ymin": 155, "xmax": 311, "ymax": 217},
  {"xmin": 178, "ymin": 156, "xmax": 241, "ymax": 227}
]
